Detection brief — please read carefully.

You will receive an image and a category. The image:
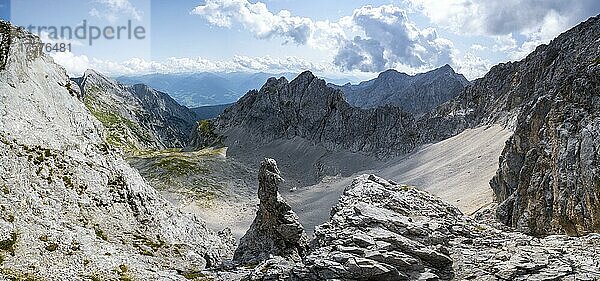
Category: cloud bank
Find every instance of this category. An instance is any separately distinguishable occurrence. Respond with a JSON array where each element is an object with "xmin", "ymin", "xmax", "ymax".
[{"xmin": 50, "ymin": 52, "xmax": 330, "ymax": 77}]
